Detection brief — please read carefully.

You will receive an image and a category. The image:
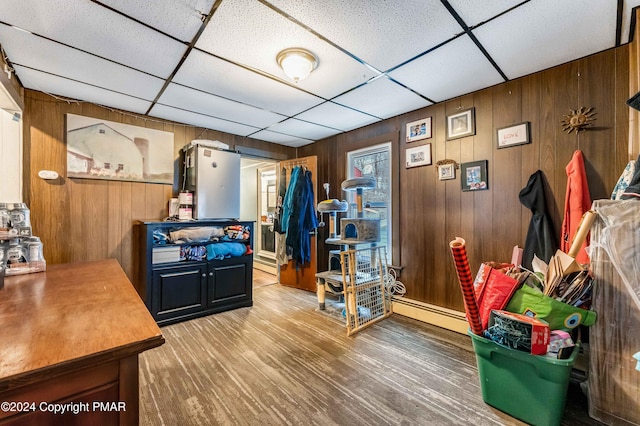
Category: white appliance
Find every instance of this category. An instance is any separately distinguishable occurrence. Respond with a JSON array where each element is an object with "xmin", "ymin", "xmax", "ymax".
[{"xmin": 183, "ymin": 143, "xmax": 241, "ymax": 220}]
